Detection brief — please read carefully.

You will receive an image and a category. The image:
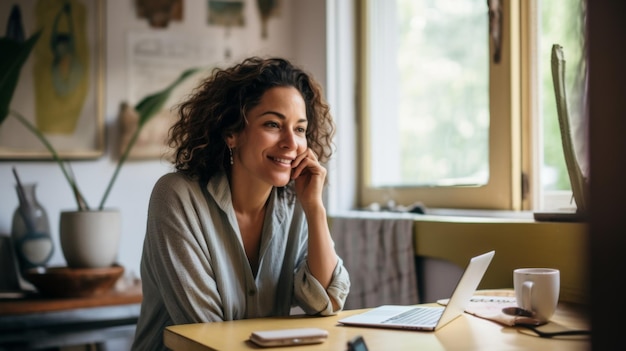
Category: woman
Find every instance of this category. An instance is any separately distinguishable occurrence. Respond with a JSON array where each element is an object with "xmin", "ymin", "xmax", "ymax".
[{"xmin": 131, "ymin": 57, "xmax": 350, "ymax": 351}]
